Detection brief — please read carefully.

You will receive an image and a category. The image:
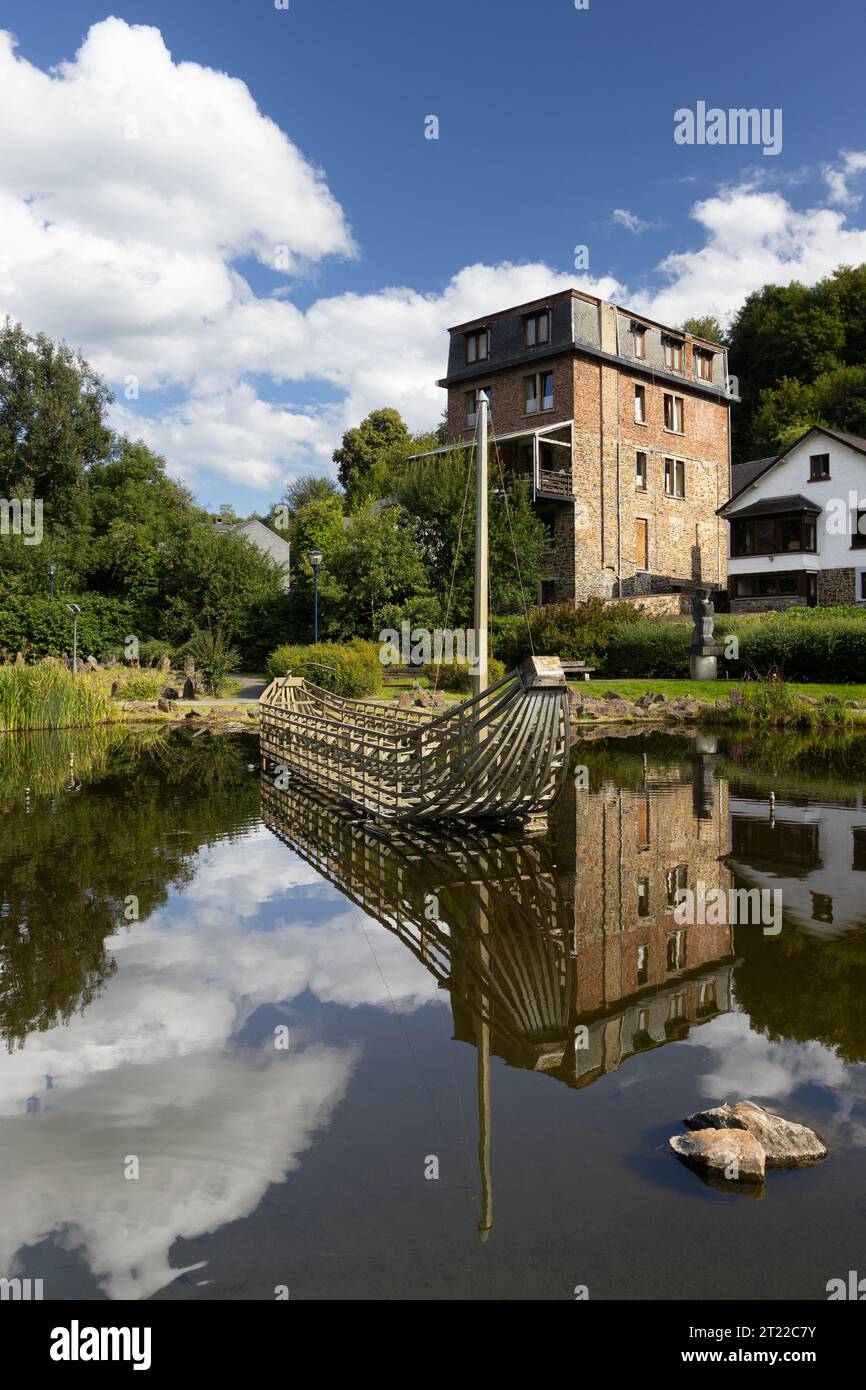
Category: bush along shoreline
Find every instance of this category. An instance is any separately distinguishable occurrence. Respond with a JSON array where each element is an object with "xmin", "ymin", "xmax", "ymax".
[{"xmin": 0, "ymin": 660, "xmax": 119, "ymax": 732}]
